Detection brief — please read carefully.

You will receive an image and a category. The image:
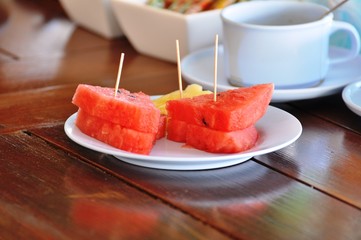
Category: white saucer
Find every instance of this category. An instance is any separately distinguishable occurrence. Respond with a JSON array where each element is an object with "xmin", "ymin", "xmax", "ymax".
[
  {"xmin": 64, "ymin": 106, "xmax": 302, "ymax": 170},
  {"xmin": 342, "ymin": 80, "xmax": 361, "ymax": 116},
  {"xmin": 181, "ymin": 46, "xmax": 361, "ymax": 102}
]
